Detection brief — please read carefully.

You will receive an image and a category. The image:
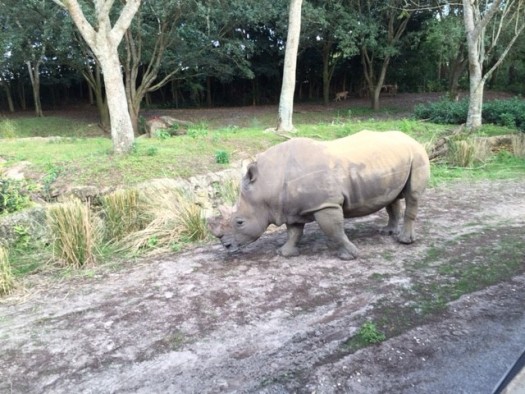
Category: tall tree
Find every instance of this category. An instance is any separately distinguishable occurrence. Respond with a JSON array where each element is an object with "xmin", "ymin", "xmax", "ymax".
[
  {"xmin": 54, "ymin": 0, "xmax": 141, "ymax": 154},
  {"xmin": 354, "ymin": 0, "xmax": 412, "ymax": 110},
  {"xmin": 277, "ymin": 0, "xmax": 303, "ymax": 132},
  {"xmin": 463, "ymin": 0, "xmax": 525, "ymax": 129},
  {"xmin": 302, "ymin": 0, "xmax": 359, "ymax": 105}
]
